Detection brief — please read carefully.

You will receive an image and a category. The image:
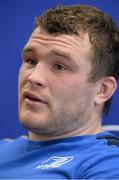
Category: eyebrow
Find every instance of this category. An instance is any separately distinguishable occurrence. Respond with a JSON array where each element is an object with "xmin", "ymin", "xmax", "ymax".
[
  {"xmin": 22, "ymin": 46, "xmax": 78, "ymax": 68},
  {"xmin": 22, "ymin": 46, "xmax": 36, "ymax": 53},
  {"xmin": 50, "ymin": 50, "xmax": 72, "ymax": 60},
  {"xmin": 22, "ymin": 46, "xmax": 72, "ymax": 59}
]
